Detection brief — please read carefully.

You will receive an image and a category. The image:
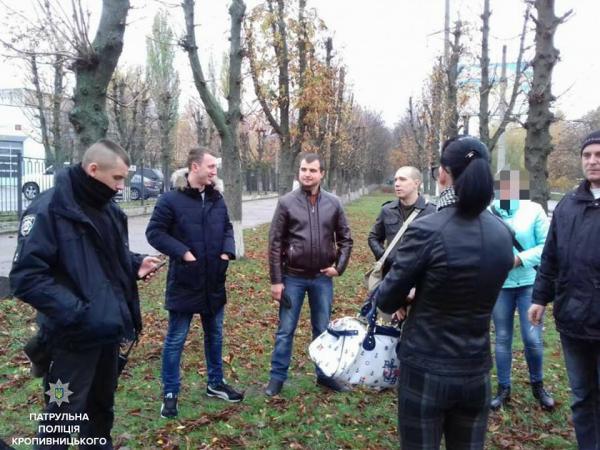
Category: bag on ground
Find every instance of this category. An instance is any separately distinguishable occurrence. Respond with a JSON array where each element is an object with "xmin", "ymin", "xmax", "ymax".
[{"xmin": 309, "ymin": 295, "xmax": 401, "ymax": 389}]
